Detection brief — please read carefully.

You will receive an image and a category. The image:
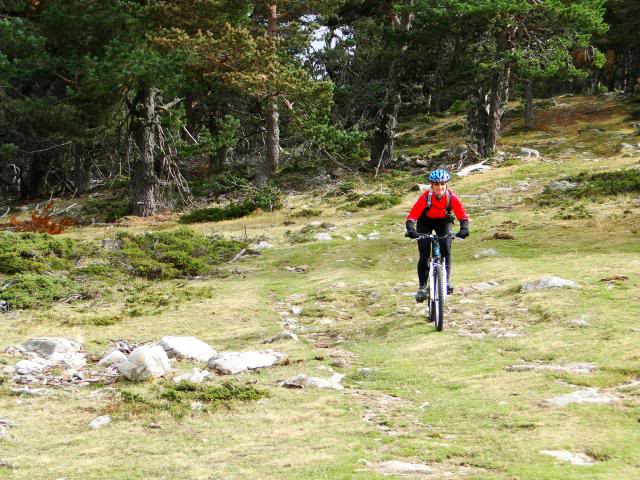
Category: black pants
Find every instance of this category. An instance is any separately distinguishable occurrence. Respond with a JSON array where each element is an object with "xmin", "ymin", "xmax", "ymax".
[{"xmin": 417, "ymin": 218, "xmax": 452, "ymax": 287}]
